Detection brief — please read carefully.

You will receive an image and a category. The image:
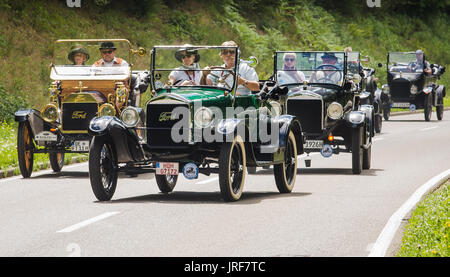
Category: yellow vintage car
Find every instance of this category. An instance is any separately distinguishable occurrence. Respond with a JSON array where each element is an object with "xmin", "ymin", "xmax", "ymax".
[{"xmin": 14, "ymin": 39, "xmax": 148, "ymax": 178}]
